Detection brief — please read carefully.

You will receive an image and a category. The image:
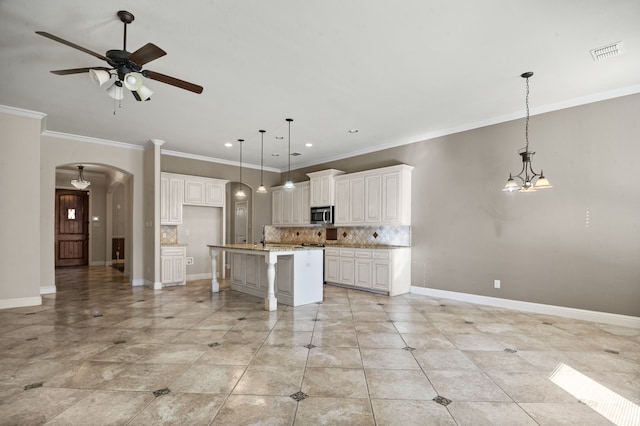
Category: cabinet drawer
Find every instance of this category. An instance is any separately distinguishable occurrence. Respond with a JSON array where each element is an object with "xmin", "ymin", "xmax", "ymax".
[
  {"xmin": 325, "ymin": 248, "xmax": 340, "ymax": 257},
  {"xmin": 372, "ymin": 250, "xmax": 390, "ymax": 260},
  {"xmin": 355, "ymin": 250, "xmax": 371, "ymax": 259},
  {"xmin": 161, "ymin": 247, "xmax": 185, "ymax": 256},
  {"xmin": 339, "ymin": 248, "xmax": 354, "ymax": 257}
]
